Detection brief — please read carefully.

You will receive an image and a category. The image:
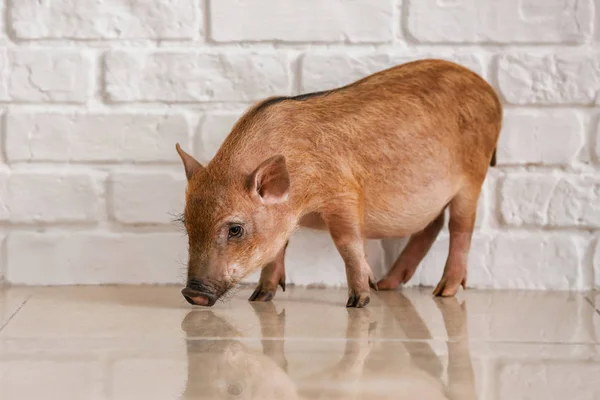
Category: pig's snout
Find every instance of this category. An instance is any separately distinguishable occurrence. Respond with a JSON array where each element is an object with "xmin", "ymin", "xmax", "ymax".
[
  {"xmin": 182, "ymin": 280, "xmax": 218, "ymax": 307},
  {"xmin": 182, "ymin": 288, "xmax": 214, "ymax": 306}
]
